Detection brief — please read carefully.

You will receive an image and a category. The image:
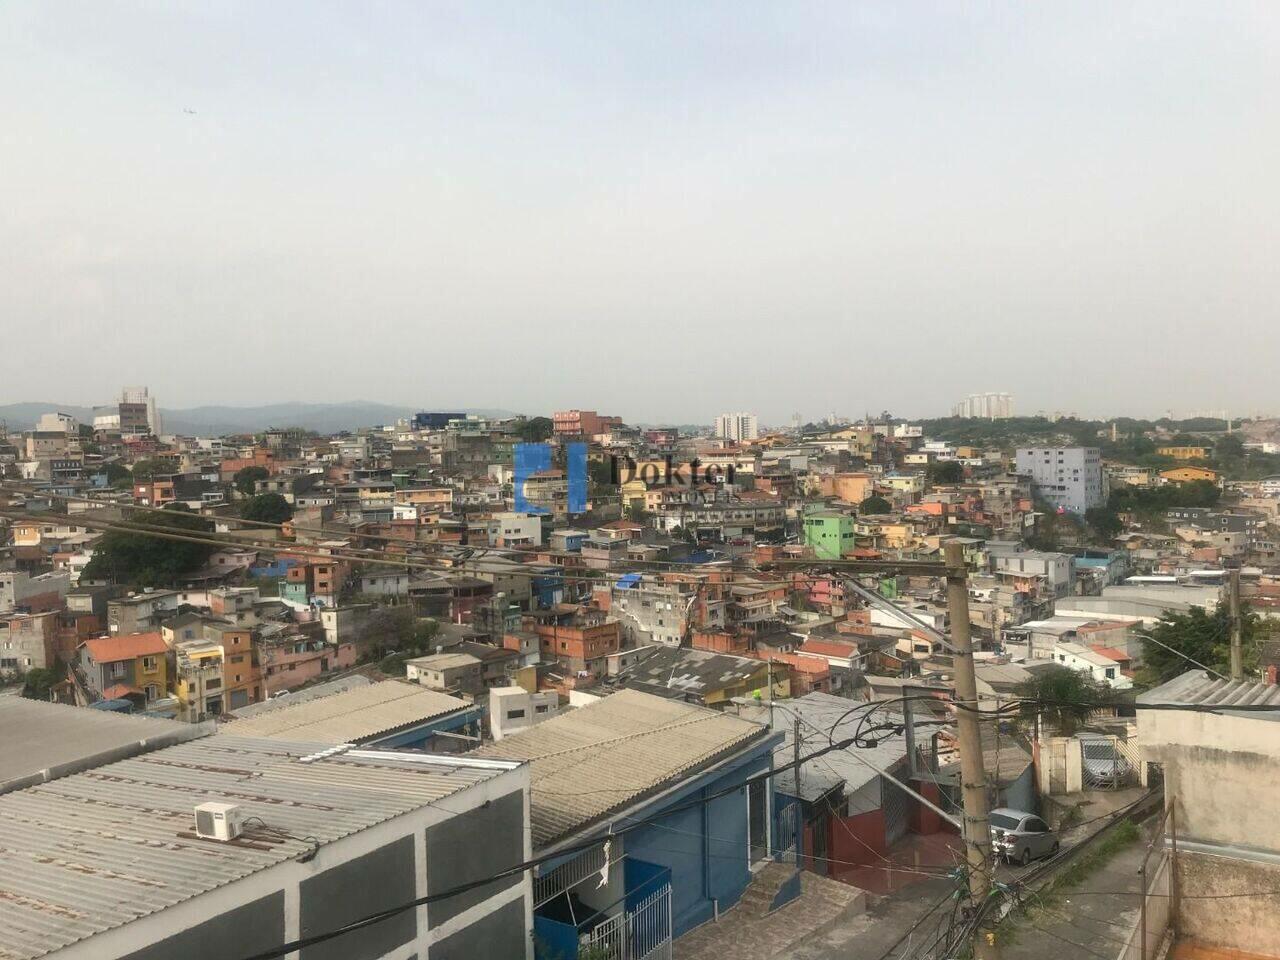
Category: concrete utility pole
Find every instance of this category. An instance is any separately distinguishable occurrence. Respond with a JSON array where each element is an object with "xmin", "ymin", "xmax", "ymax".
[
  {"xmin": 944, "ymin": 541, "xmax": 999, "ymax": 960},
  {"xmin": 1229, "ymin": 567, "xmax": 1243, "ymax": 682},
  {"xmin": 793, "ymin": 717, "xmax": 803, "ymax": 867}
]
